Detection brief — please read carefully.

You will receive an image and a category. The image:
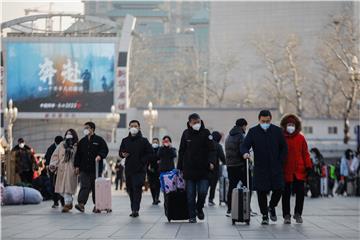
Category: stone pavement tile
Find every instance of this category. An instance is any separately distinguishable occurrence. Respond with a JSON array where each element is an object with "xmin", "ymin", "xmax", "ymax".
[
  {"xmin": 42, "ymin": 230, "xmax": 86, "ymax": 239},
  {"xmin": 239, "ymin": 230, "xmax": 275, "ymax": 239},
  {"xmin": 176, "ymin": 223, "xmax": 209, "ymax": 238}
]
